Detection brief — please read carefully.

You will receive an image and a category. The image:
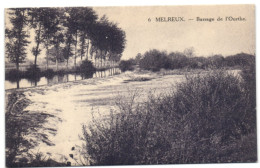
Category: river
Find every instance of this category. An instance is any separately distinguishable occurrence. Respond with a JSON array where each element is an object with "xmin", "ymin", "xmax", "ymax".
[{"xmin": 5, "ymin": 68, "xmax": 121, "ymax": 90}]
